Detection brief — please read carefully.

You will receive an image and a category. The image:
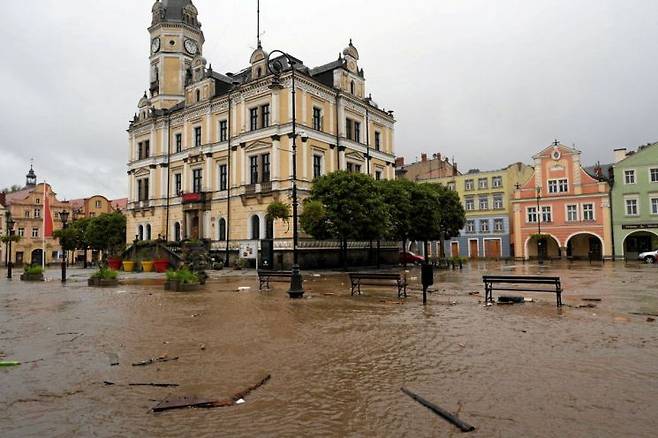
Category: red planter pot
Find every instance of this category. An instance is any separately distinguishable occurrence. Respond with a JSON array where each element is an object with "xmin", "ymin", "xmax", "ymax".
[
  {"xmin": 107, "ymin": 258, "xmax": 122, "ymax": 271},
  {"xmin": 153, "ymin": 259, "xmax": 170, "ymax": 273}
]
